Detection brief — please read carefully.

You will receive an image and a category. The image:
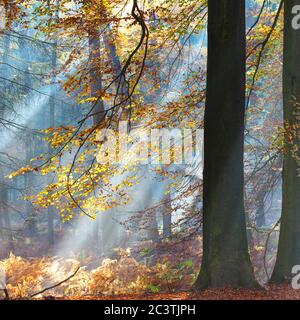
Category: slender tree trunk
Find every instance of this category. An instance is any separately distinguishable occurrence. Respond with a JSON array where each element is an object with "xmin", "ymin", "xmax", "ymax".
[
  {"xmin": 88, "ymin": 29, "xmax": 105, "ymax": 126},
  {"xmin": 270, "ymin": 0, "xmax": 300, "ymax": 282},
  {"xmin": 47, "ymin": 92, "xmax": 55, "ymax": 245},
  {"xmin": 0, "ymin": 9, "xmax": 13, "ymax": 251},
  {"xmin": 256, "ymin": 193, "xmax": 266, "ymax": 228},
  {"xmin": 47, "ymin": 17, "xmax": 57, "ymax": 247},
  {"xmin": 148, "ymin": 213, "xmax": 159, "ymax": 242},
  {"xmin": 25, "ymin": 135, "xmax": 37, "ymax": 237},
  {"xmin": 101, "ymin": 4, "xmax": 129, "ymax": 120},
  {"xmin": 162, "ymin": 194, "xmax": 172, "ymax": 239},
  {"xmin": 47, "ymin": 68, "xmax": 56, "ymax": 245},
  {"xmin": 23, "ymin": 65, "xmax": 38, "ymax": 238},
  {"xmin": 0, "ymin": 171, "xmax": 13, "ymax": 252},
  {"xmin": 88, "ymin": 26, "xmax": 106, "ymax": 253},
  {"xmin": 46, "ymin": 0, "xmax": 61, "ymax": 246},
  {"xmin": 103, "ymin": 31, "xmax": 127, "ymax": 99},
  {"xmin": 145, "ymin": 186, "xmax": 159, "ymax": 242},
  {"xmin": 194, "ymin": 0, "xmax": 258, "ymax": 289},
  {"xmin": 103, "ymin": 28, "xmax": 135, "ymax": 249}
]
